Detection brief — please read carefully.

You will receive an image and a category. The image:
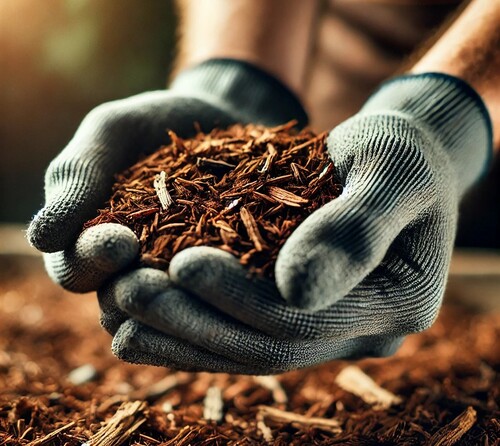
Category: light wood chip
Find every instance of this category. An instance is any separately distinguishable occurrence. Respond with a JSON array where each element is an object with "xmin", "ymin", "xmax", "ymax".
[
  {"xmin": 266, "ymin": 186, "xmax": 309, "ymax": 207},
  {"xmin": 256, "ymin": 412, "xmax": 274, "ymax": 442},
  {"xmin": 335, "ymin": 365, "xmax": 402, "ymax": 410},
  {"xmin": 257, "ymin": 405, "xmax": 341, "ymax": 434},
  {"xmin": 203, "ymin": 386, "xmax": 224, "ymax": 422},
  {"xmin": 84, "ymin": 401, "xmax": 147, "ymax": 446},
  {"xmin": 153, "ymin": 171, "xmax": 174, "ymax": 210},
  {"xmin": 254, "ymin": 376, "xmax": 288, "ymax": 404}
]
